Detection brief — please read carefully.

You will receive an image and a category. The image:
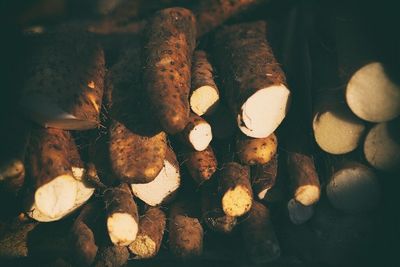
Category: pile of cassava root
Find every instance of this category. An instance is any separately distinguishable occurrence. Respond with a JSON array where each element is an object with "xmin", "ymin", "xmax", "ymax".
[{"xmin": 0, "ymin": 0, "xmax": 399, "ymax": 266}]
